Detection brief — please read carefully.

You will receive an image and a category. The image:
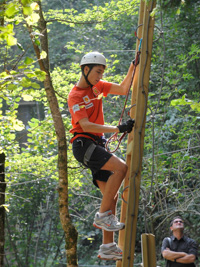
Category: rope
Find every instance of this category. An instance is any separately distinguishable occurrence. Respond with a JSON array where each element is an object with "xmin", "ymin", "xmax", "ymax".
[
  {"xmin": 146, "ymin": 0, "xmax": 166, "ymax": 222},
  {"xmin": 105, "ymin": 40, "xmax": 142, "ymax": 153}
]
